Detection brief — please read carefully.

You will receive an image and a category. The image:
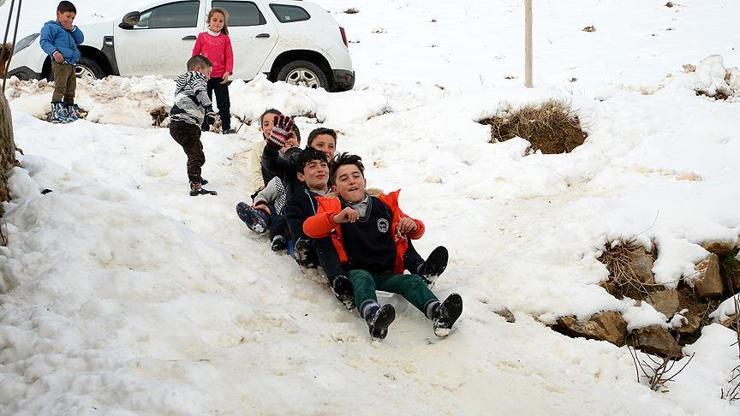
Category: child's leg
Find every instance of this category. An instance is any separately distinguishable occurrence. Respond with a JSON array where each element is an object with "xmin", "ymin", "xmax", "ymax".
[
  {"xmin": 313, "ymin": 237, "xmax": 343, "ymax": 281},
  {"xmin": 51, "ymin": 62, "xmax": 70, "ymax": 103},
  {"xmin": 169, "ymin": 121, "xmax": 205, "ymax": 183},
  {"xmin": 374, "ymin": 273, "xmax": 439, "ymax": 317},
  {"xmin": 64, "ymin": 64, "xmax": 76, "ymax": 105},
  {"xmin": 201, "ymin": 78, "xmax": 217, "ymax": 131},
  {"xmin": 213, "ymin": 81, "xmax": 231, "ymax": 131},
  {"xmin": 403, "ymin": 240, "xmax": 425, "ymax": 274},
  {"xmin": 347, "ymin": 269, "xmax": 379, "ymax": 315}
]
